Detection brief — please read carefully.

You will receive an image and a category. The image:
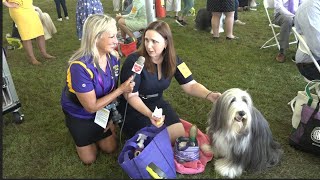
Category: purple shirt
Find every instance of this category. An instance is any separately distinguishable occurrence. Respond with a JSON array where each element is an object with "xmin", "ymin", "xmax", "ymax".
[
  {"xmin": 274, "ymin": 0, "xmax": 303, "ymax": 16},
  {"xmin": 61, "ymin": 54, "xmax": 120, "ymax": 119}
]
